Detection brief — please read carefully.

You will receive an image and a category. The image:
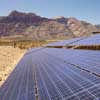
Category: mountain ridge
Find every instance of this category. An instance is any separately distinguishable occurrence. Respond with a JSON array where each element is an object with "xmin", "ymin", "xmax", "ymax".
[{"xmin": 0, "ymin": 10, "xmax": 99, "ymax": 40}]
